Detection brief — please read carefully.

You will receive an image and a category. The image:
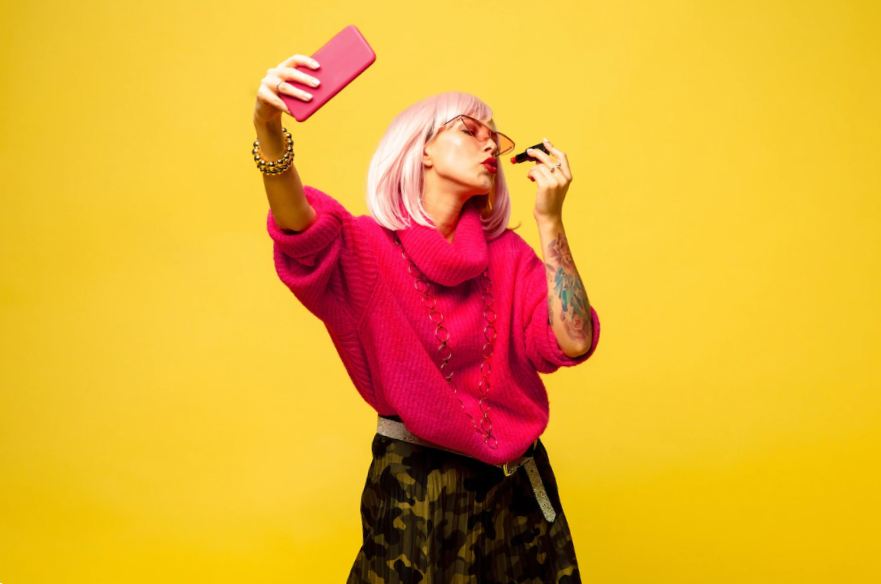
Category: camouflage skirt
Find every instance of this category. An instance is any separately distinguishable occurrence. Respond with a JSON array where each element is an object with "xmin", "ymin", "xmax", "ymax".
[{"xmin": 346, "ymin": 420, "xmax": 582, "ymax": 583}]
